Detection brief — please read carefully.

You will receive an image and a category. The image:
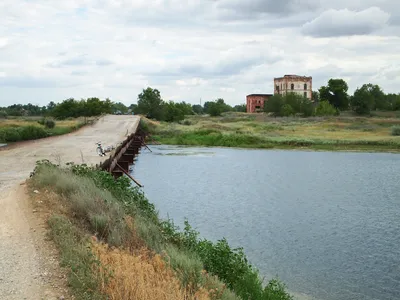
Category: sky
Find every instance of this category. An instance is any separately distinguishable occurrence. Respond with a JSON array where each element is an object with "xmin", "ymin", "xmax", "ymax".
[{"xmin": 1, "ymin": 0, "xmax": 400, "ymax": 107}]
